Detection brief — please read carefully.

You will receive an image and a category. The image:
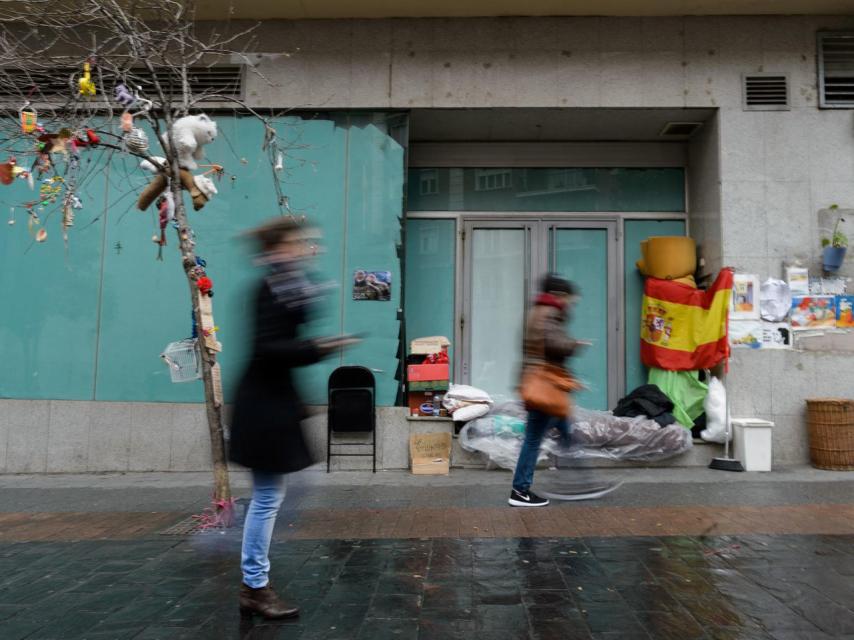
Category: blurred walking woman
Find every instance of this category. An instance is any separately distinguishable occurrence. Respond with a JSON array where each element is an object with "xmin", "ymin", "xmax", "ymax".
[{"xmin": 229, "ymin": 218, "xmax": 356, "ymax": 620}]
